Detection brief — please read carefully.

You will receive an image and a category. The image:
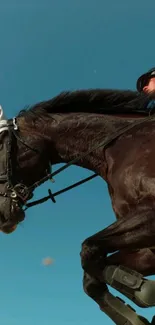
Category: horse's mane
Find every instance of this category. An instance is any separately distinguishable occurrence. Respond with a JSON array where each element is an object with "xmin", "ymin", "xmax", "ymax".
[{"xmin": 18, "ymin": 89, "xmax": 151, "ymax": 121}]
